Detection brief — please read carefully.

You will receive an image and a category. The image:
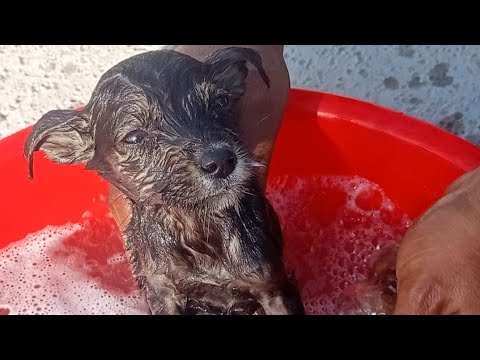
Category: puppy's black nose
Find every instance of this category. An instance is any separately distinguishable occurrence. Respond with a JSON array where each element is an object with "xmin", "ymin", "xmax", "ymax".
[{"xmin": 200, "ymin": 148, "xmax": 237, "ymax": 179}]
